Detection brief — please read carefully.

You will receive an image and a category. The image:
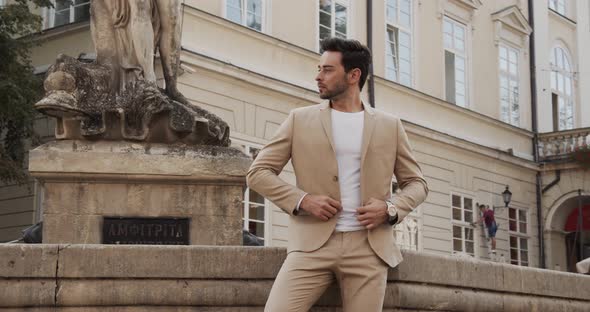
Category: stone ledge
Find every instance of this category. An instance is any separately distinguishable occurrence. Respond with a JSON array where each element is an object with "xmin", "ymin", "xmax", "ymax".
[
  {"xmin": 0, "ymin": 280, "xmax": 55, "ymax": 307},
  {"xmin": 0, "ymin": 244, "xmax": 58, "ymax": 277},
  {"xmin": 1, "ymin": 278, "xmax": 589, "ymax": 311},
  {"xmin": 1, "ymin": 244, "xmax": 589, "ymax": 311},
  {"xmin": 0, "ymin": 308, "xmax": 407, "ymax": 312},
  {"xmin": 394, "ymin": 250, "xmax": 590, "ymax": 300},
  {"xmin": 56, "ymin": 245, "xmax": 285, "ymax": 279},
  {"xmin": 29, "ymin": 140, "xmax": 251, "ymax": 179}
]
